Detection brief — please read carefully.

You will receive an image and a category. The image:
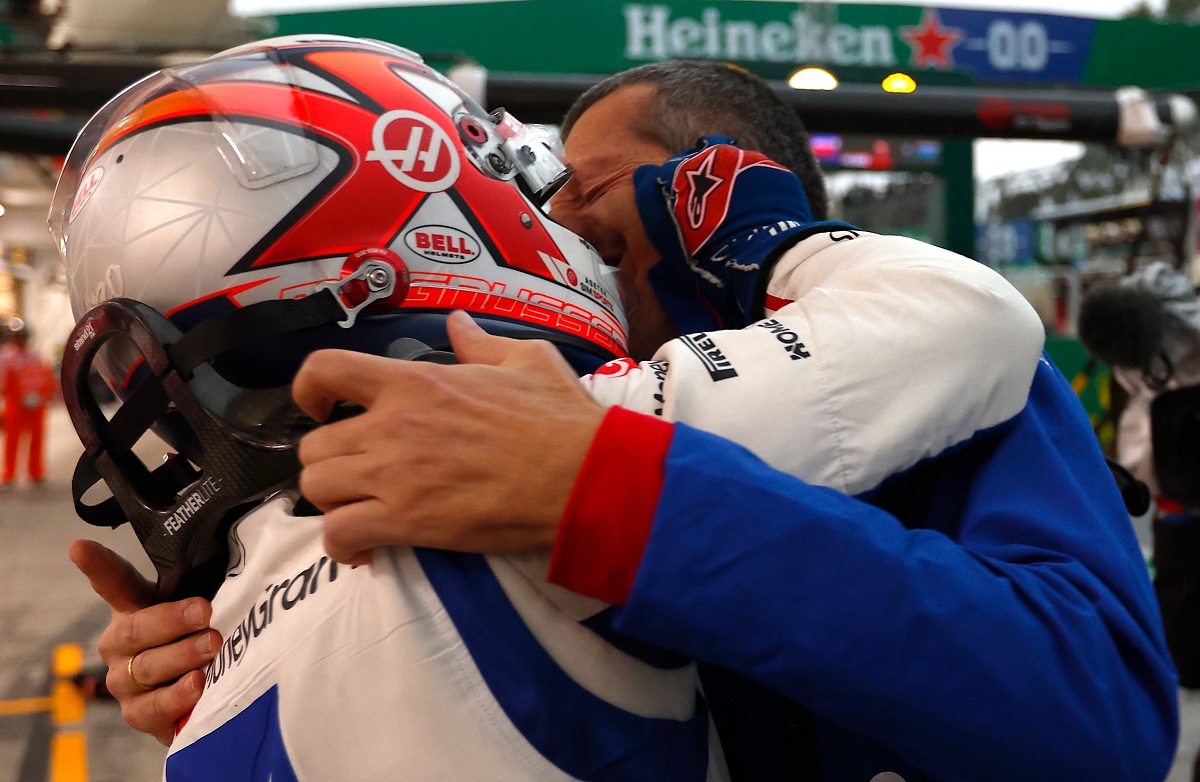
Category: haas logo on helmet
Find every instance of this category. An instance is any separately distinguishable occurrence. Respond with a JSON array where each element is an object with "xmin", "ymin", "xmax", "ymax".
[{"xmin": 367, "ymin": 110, "xmax": 460, "ymax": 192}]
